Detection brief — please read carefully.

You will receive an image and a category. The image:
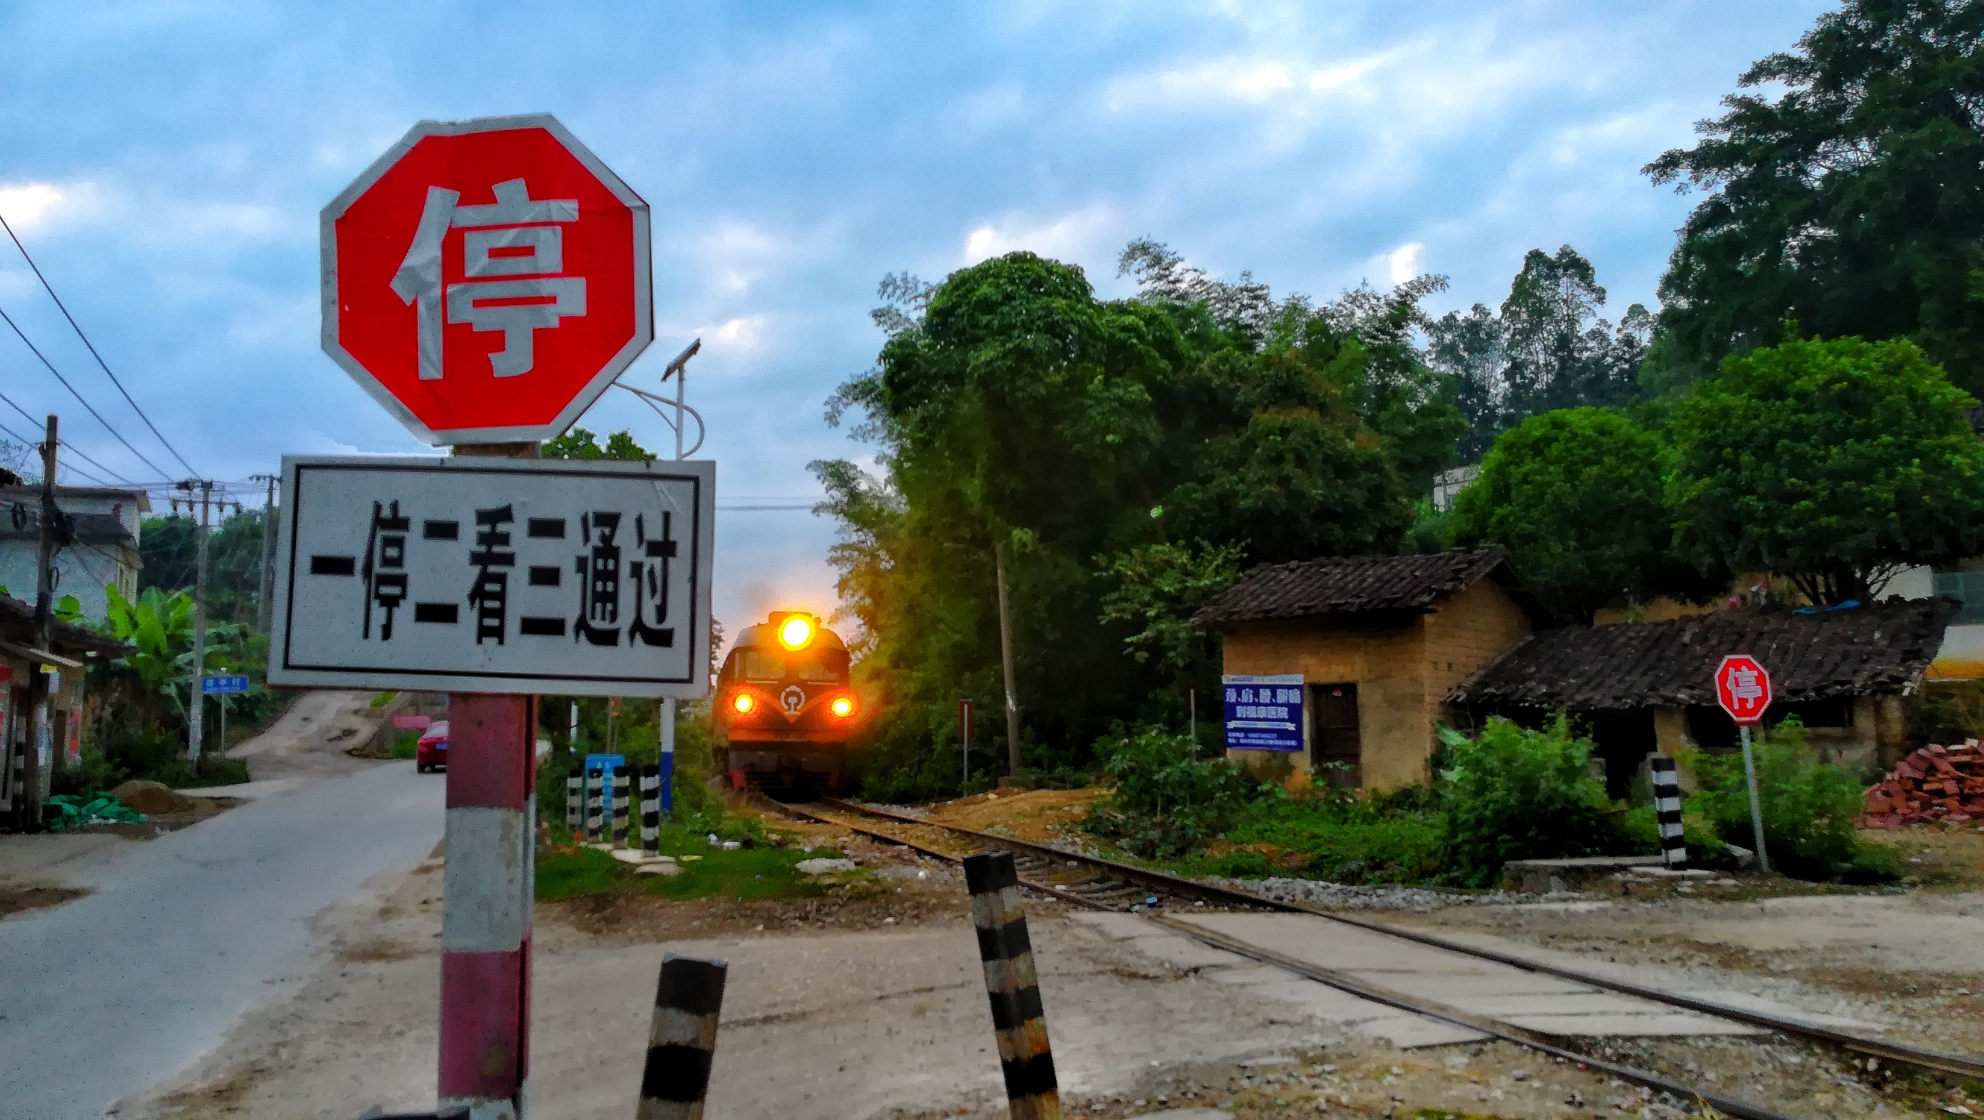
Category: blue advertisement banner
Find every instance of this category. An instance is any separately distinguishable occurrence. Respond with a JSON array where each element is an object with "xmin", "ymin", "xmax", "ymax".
[{"xmin": 1222, "ymin": 673, "xmax": 1304, "ymax": 752}]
